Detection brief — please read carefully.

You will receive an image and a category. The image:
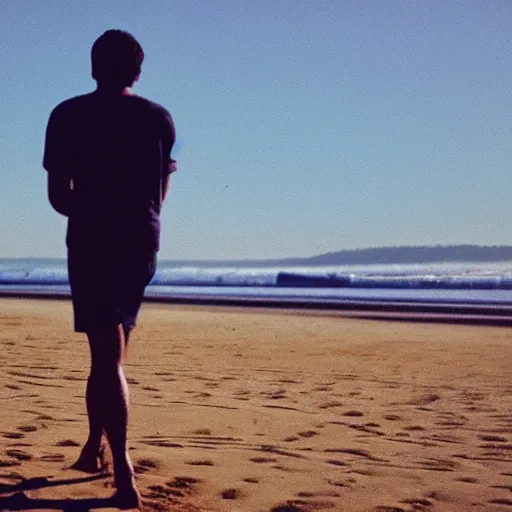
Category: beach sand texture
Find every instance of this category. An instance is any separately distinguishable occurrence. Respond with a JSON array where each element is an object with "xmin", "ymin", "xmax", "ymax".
[{"xmin": 0, "ymin": 298, "xmax": 511, "ymax": 512}]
